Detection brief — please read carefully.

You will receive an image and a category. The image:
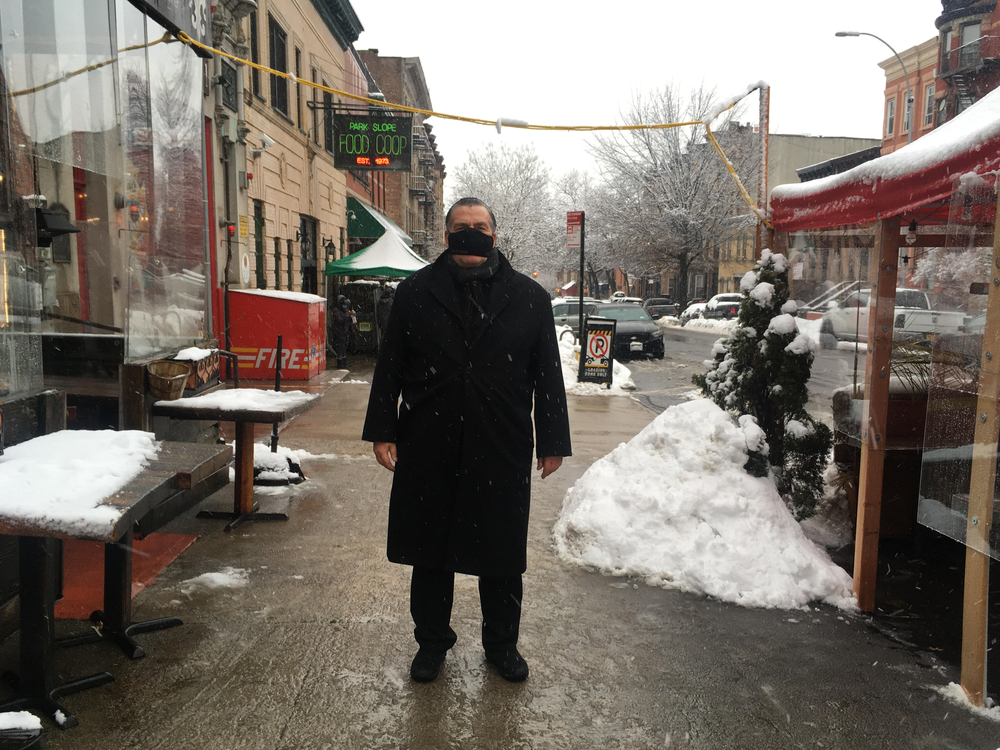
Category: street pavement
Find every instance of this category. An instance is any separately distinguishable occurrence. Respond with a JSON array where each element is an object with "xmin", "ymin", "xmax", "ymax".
[{"xmin": 6, "ymin": 365, "xmax": 1000, "ymax": 749}]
